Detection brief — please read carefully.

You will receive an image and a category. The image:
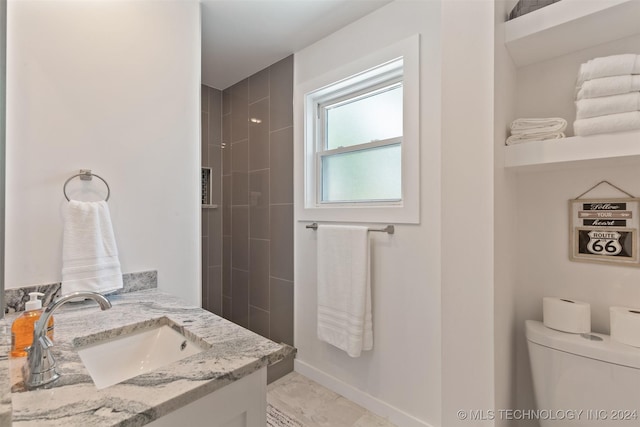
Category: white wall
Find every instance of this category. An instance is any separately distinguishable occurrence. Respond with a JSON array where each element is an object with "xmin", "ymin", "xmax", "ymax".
[
  {"xmin": 510, "ymin": 34, "xmax": 640, "ymax": 426},
  {"xmin": 294, "ymin": 2, "xmax": 442, "ymax": 426},
  {"xmin": 5, "ymin": 0, "xmax": 201, "ymax": 305},
  {"xmin": 494, "ymin": 2, "xmax": 519, "ymax": 426},
  {"xmin": 295, "ymin": 1, "xmax": 497, "ymax": 426},
  {"xmin": 514, "ymin": 165, "xmax": 640, "ymax": 426},
  {"xmin": 440, "ymin": 1, "xmax": 495, "ymax": 426}
]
